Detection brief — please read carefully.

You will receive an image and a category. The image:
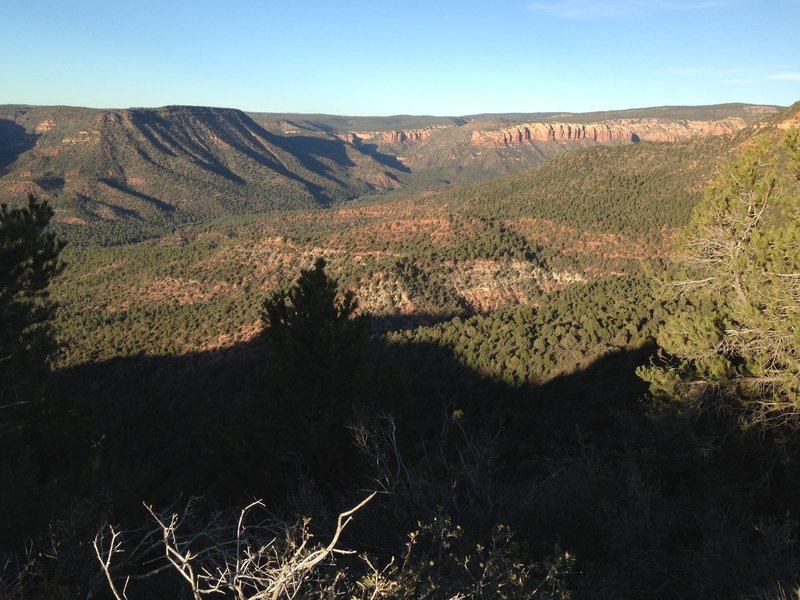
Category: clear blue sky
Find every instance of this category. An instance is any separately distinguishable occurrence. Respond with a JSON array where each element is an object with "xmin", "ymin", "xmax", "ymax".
[{"xmin": 2, "ymin": 0, "xmax": 799, "ymax": 115}]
